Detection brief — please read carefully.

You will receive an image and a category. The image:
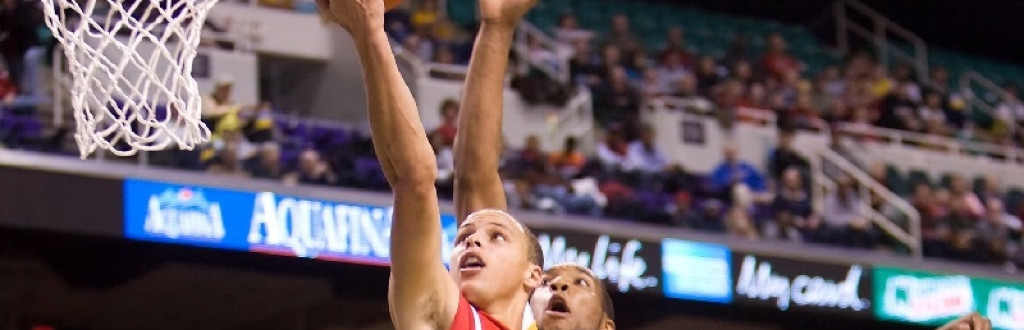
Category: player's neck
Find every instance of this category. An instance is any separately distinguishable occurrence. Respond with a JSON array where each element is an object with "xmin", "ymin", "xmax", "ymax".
[{"xmin": 479, "ymin": 293, "xmax": 527, "ymax": 329}]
